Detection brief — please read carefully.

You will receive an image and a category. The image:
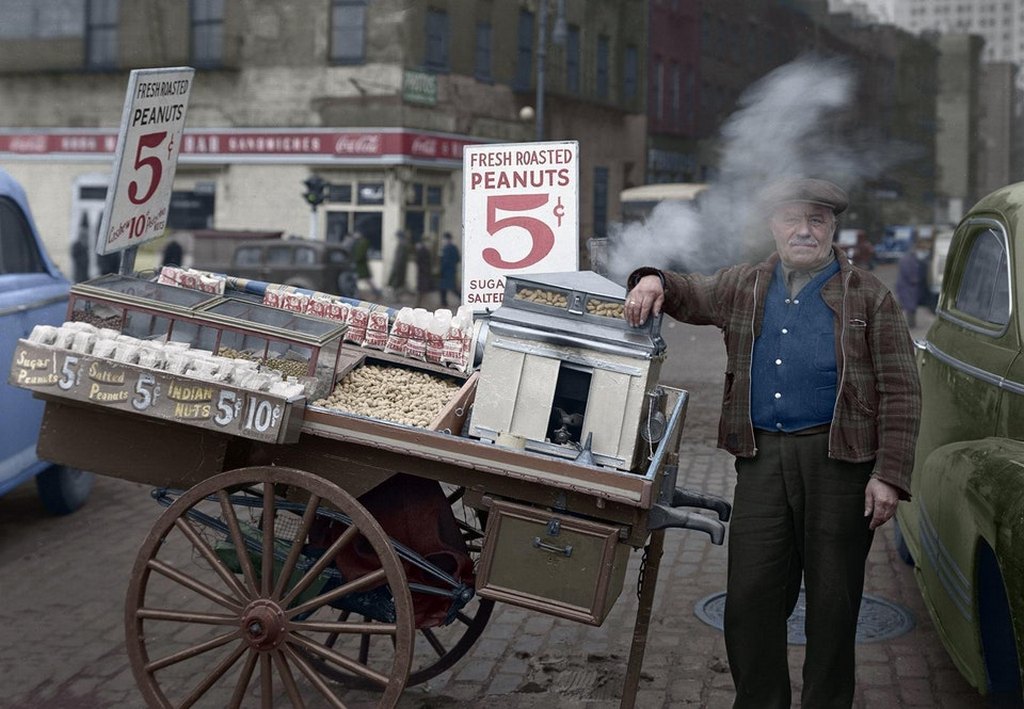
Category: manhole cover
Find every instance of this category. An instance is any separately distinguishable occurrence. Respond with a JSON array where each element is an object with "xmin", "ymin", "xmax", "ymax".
[{"xmin": 694, "ymin": 590, "xmax": 915, "ymax": 644}]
